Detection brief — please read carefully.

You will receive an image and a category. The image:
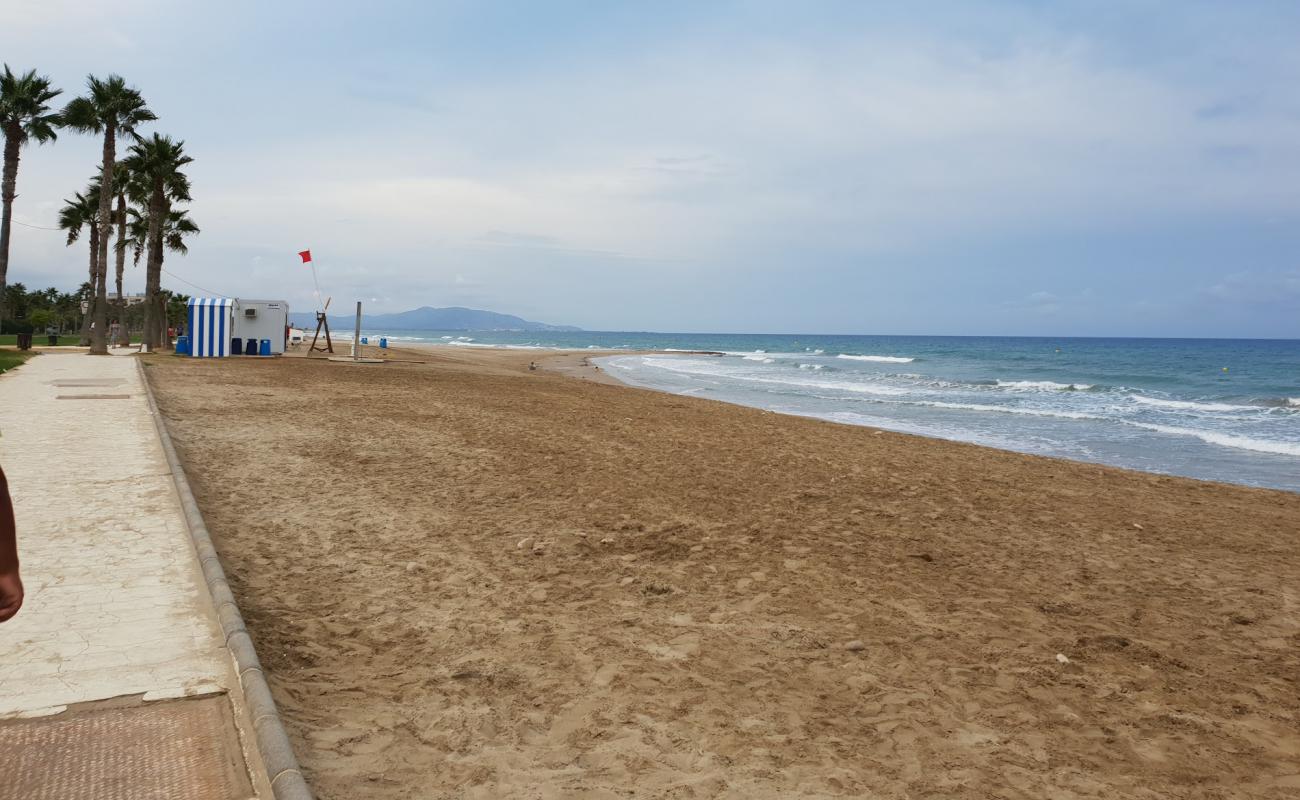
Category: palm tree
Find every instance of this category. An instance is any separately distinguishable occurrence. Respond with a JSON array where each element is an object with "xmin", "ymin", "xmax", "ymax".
[
  {"xmin": 61, "ymin": 75, "xmax": 155, "ymax": 355},
  {"xmin": 58, "ymin": 188, "xmax": 101, "ymax": 344},
  {"xmin": 123, "ymin": 205, "xmax": 199, "ymax": 349},
  {"xmin": 50, "ymin": 290, "xmax": 76, "ymax": 334},
  {"xmin": 2, "ymin": 282, "xmax": 28, "ymax": 322},
  {"xmin": 109, "ymin": 161, "xmax": 133, "ymax": 345},
  {"xmin": 126, "ymin": 206, "xmax": 199, "ymax": 264},
  {"xmin": 122, "ymin": 134, "xmax": 189, "ymax": 350},
  {"xmin": 0, "ymin": 66, "xmax": 61, "ymax": 328}
]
